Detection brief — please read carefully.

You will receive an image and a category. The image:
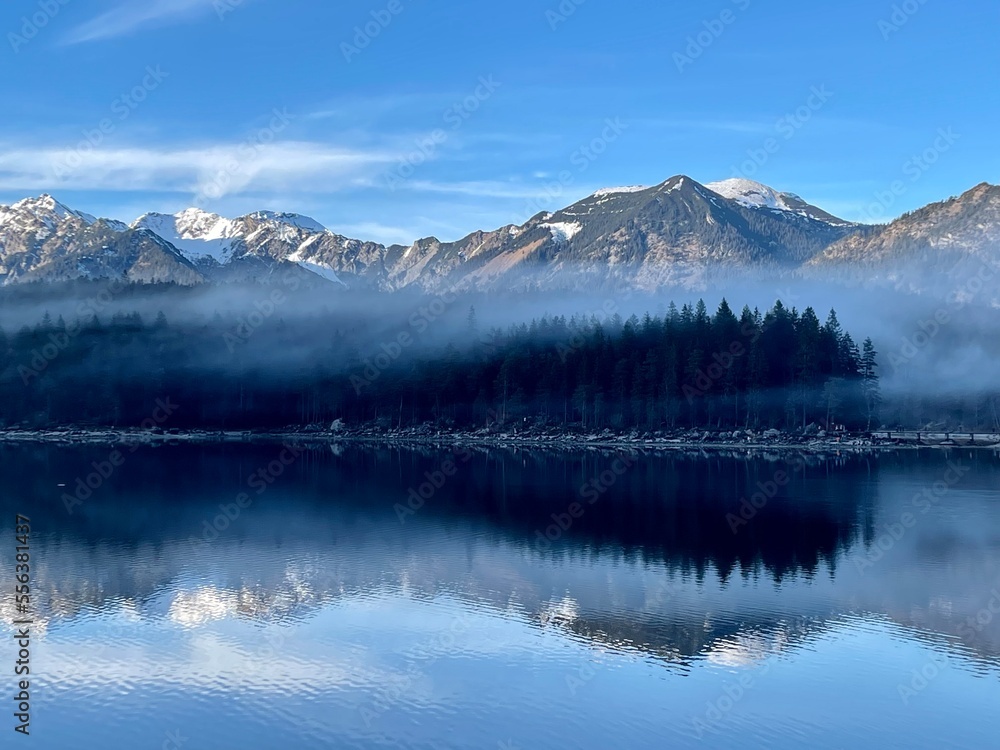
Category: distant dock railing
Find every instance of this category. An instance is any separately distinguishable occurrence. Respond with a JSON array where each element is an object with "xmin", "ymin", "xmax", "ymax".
[{"xmin": 875, "ymin": 431, "xmax": 1000, "ymax": 447}]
